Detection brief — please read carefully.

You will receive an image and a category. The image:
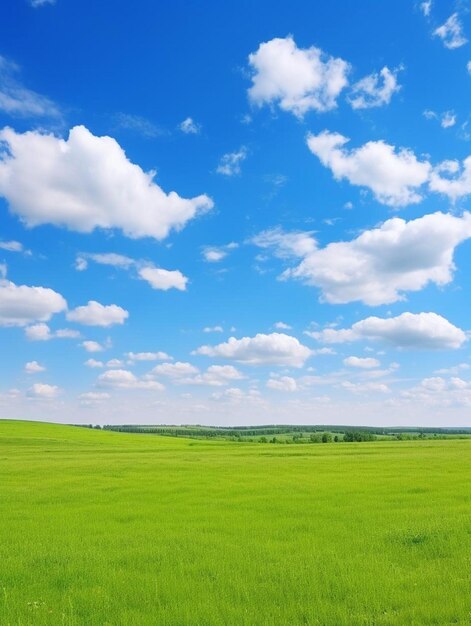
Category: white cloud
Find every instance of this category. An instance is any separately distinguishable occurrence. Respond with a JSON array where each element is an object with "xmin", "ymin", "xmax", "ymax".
[
  {"xmin": 274, "ymin": 322, "xmax": 291, "ymax": 330},
  {"xmin": 0, "ymin": 55, "xmax": 60, "ymax": 117},
  {"xmin": 0, "ymin": 125, "xmax": 213, "ymax": 240},
  {"xmin": 150, "ymin": 361, "xmax": 199, "ymax": 378},
  {"xmin": 84, "ymin": 358, "xmax": 104, "ymax": 368},
  {"xmin": 202, "ymin": 242, "xmax": 238, "ymax": 263},
  {"xmin": 307, "ymin": 131, "xmax": 431, "ymax": 207},
  {"xmin": 210, "ymin": 387, "xmax": 262, "ymax": 403},
  {"xmin": 343, "ymin": 356, "xmax": 380, "ymax": 369},
  {"xmin": 251, "ymin": 228, "xmax": 316, "ymax": 258},
  {"xmin": 441, "ymin": 111, "xmax": 456, "ymax": 128},
  {"xmin": 216, "ymin": 147, "xmax": 247, "ymax": 176},
  {"xmin": 467, "ymin": 61, "xmax": 471, "ymax": 74},
  {"xmin": 434, "ymin": 13, "xmax": 467, "ymax": 49},
  {"xmin": 341, "ymin": 381, "xmax": 390, "ymax": 394},
  {"xmin": 267, "ymin": 376, "xmax": 297, "ymax": 391},
  {"xmin": 76, "ymin": 253, "xmax": 187, "ymax": 293},
  {"xmin": 429, "ymin": 158, "xmax": 471, "ymax": 202},
  {"xmin": 79, "ymin": 391, "xmax": 110, "ymax": 405},
  {"xmin": 75, "ymin": 253, "xmax": 134, "ymax": 271},
  {"xmin": 138, "ymin": 267, "xmax": 188, "ymax": 291},
  {"xmin": 24, "ymin": 360, "xmax": 46, "ymax": 374},
  {"xmin": 348, "ymin": 66, "xmax": 401, "ymax": 109},
  {"xmin": 98, "ymin": 369, "xmax": 164, "ymax": 391},
  {"xmin": 28, "ymin": 383, "xmax": 59, "ymax": 398},
  {"xmin": 114, "ymin": 113, "xmax": 163, "ymax": 138},
  {"xmin": 30, "ymin": 0, "xmax": 56, "ymax": 7},
  {"xmin": 180, "ymin": 117, "xmax": 200, "ymax": 134},
  {"xmin": 106, "ymin": 359, "xmax": 124, "ymax": 368},
  {"xmin": 435, "ymin": 363, "xmax": 469, "ymax": 375},
  {"xmin": 424, "ymin": 109, "xmax": 457, "ymax": 128},
  {"xmin": 203, "ymin": 326, "xmax": 223, "ymax": 333},
  {"xmin": 182, "ymin": 365, "xmax": 244, "ymax": 387},
  {"xmin": 247, "ymin": 36, "xmax": 349, "ymax": 117},
  {"xmin": 420, "ymin": 1, "xmax": 432, "ymax": 17},
  {"xmin": 67, "ymin": 301, "xmax": 128, "ymax": 327},
  {"xmin": 25, "ymin": 323, "xmax": 80, "ymax": 341},
  {"xmin": 193, "ymin": 332, "xmax": 312, "ymax": 367},
  {"xmin": 313, "ymin": 312, "xmax": 466, "ymax": 350},
  {"xmin": 0, "ymin": 240, "xmax": 23, "ymax": 252},
  {"xmin": 81, "ymin": 340, "xmax": 107, "ymax": 353},
  {"xmin": 254, "ymin": 212, "xmax": 471, "ymax": 305},
  {"xmin": 0, "ymin": 277, "xmax": 66, "ymax": 326},
  {"xmin": 126, "ymin": 351, "xmax": 171, "ymax": 362}
]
